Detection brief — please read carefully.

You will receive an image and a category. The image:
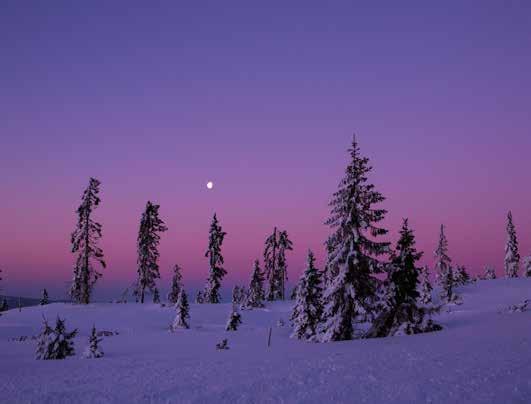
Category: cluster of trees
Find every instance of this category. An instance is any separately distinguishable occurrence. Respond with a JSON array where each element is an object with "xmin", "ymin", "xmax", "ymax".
[
  {"xmin": 35, "ymin": 317, "xmax": 104, "ymax": 360},
  {"xmin": 289, "ymin": 137, "xmax": 493, "ymax": 342}
]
